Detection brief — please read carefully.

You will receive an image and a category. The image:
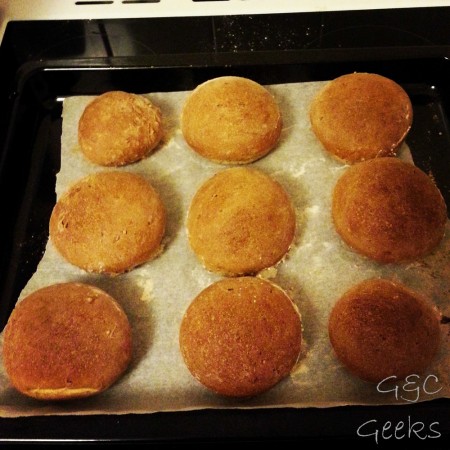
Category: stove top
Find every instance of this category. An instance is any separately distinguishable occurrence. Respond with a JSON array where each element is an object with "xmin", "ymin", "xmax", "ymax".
[{"xmin": 1, "ymin": 0, "xmax": 450, "ymax": 41}]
